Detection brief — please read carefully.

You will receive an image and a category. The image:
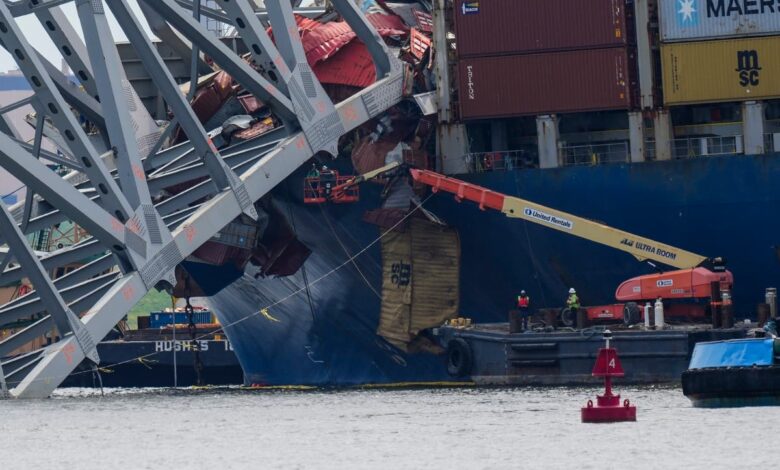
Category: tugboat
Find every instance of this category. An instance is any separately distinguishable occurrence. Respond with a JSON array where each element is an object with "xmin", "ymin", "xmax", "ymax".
[{"xmin": 682, "ymin": 322, "xmax": 780, "ymax": 407}]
